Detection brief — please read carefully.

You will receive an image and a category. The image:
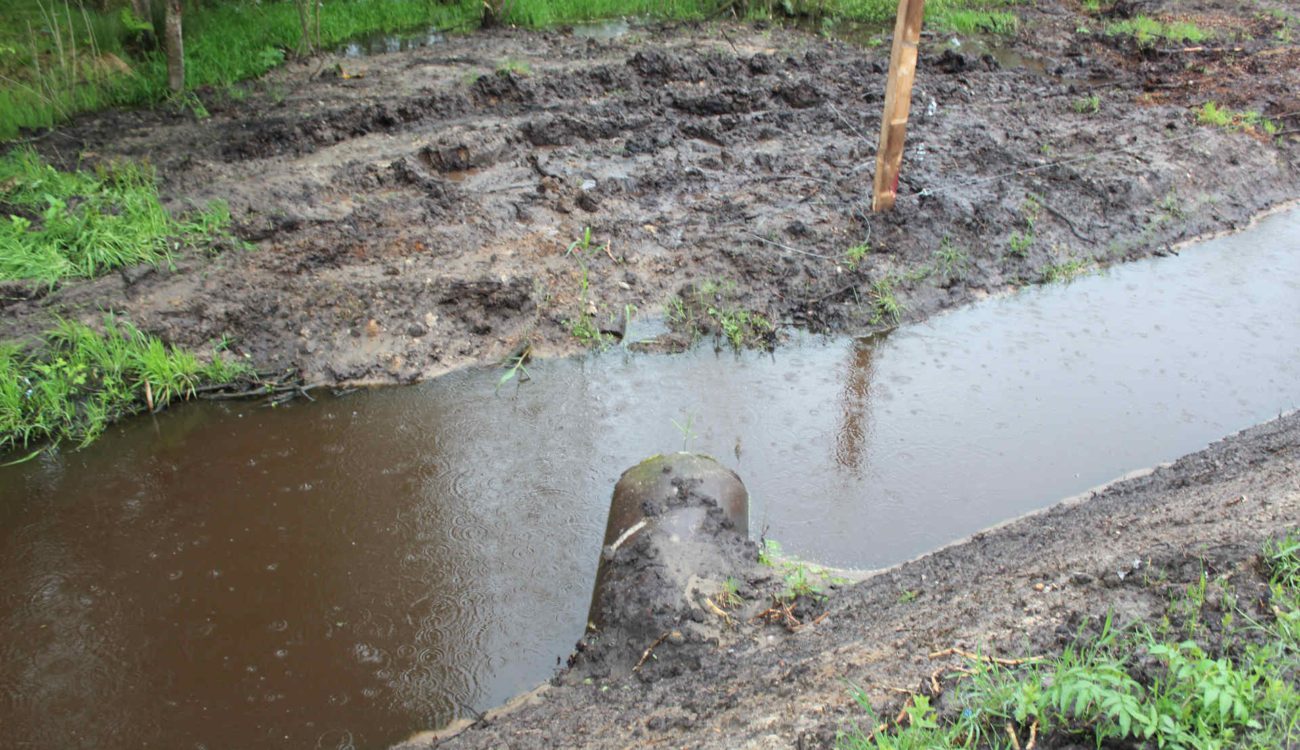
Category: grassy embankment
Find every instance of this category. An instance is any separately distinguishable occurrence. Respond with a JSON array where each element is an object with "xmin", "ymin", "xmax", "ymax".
[
  {"xmin": 0, "ymin": 147, "xmax": 250, "ymax": 454},
  {"xmin": 0, "ymin": 0, "xmax": 1024, "ymax": 141},
  {"xmin": 841, "ymin": 531, "xmax": 1300, "ymax": 749}
]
